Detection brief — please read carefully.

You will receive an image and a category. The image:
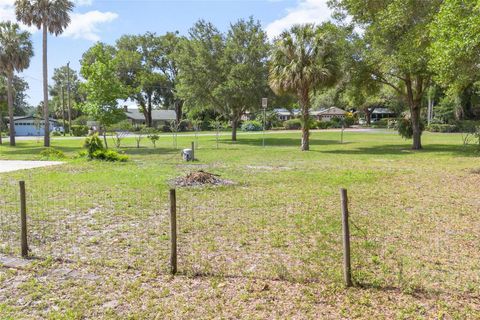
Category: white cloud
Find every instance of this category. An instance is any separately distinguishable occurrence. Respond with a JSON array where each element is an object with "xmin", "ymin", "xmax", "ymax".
[
  {"xmin": 266, "ymin": 0, "xmax": 333, "ymax": 39},
  {"xmin": 62, "ymin": 11, "xmax": 118, "ymax": 41},
  {"xmin": 0, "ymin": 0, "xmax": 18, "ymax": 22},
  {"xmin": 0, "ymin": 0, "xmax": 38, "ymax": 32},
  {"xmin": 0, "ymin": 0, "xmax": 117, "ymax": 41},
  {"xmin": 75, "ymin": 0, "xmax": 93, "ymax": 6}
]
